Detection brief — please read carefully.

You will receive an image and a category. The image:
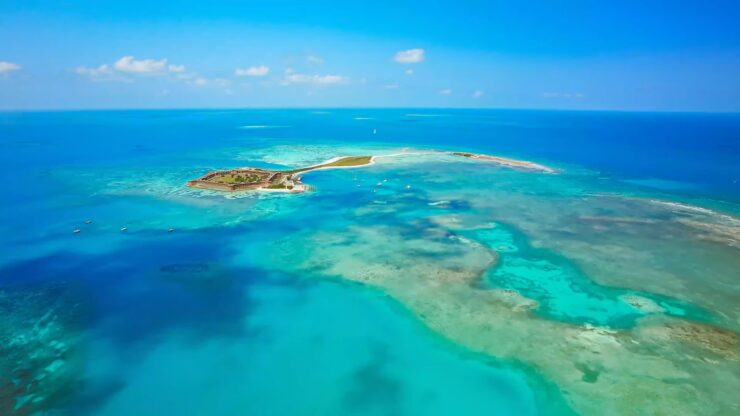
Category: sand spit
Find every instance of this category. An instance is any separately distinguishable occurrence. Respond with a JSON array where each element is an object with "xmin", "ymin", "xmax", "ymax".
[{"xmin": 187, "ymin": 150, "xmax": 556, "ymax": 194}]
